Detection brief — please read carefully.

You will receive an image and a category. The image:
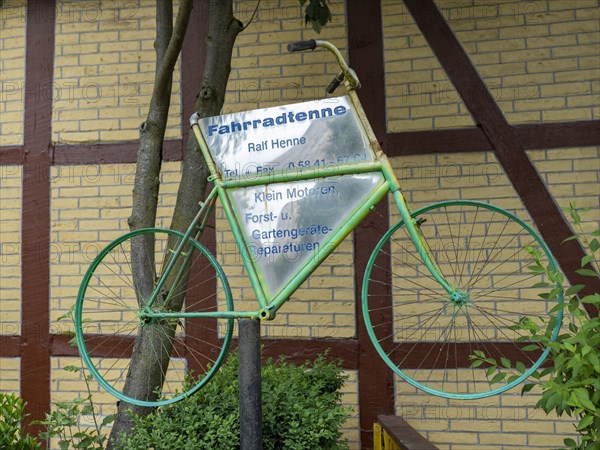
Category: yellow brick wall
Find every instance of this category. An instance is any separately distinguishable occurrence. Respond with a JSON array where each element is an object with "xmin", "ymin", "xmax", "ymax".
[
  {"xmin": 0, "ymin": 166, "xmax": 22, "ymax": 336},
  {"xmin": 383, "ymin": 0, "xmax": 600, "ymax": 132},
  {"xmin": 0, "ymin": 1, "xmax": 26, "ymax": 146},
  {"xmin": 49, "ymin": 162, "xmax": 182, "ymax": 330},
  {"xmin": 0, "ymin": 358, "xmax": 20, "ymax": 394},
  {"xmin": 528, "ymin": 147, "xmax": 600, "ymax": 234},
  {"xmin": 395, "ymin": 372, "xmax": 578, "ymax": 450},
  {"xmin": 340, "ymin": 370, "xmax": 360, "ymax": 450},
  {"xmin": 52, "ymin": 0, "xmax": 182, "ymax": 143}
]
